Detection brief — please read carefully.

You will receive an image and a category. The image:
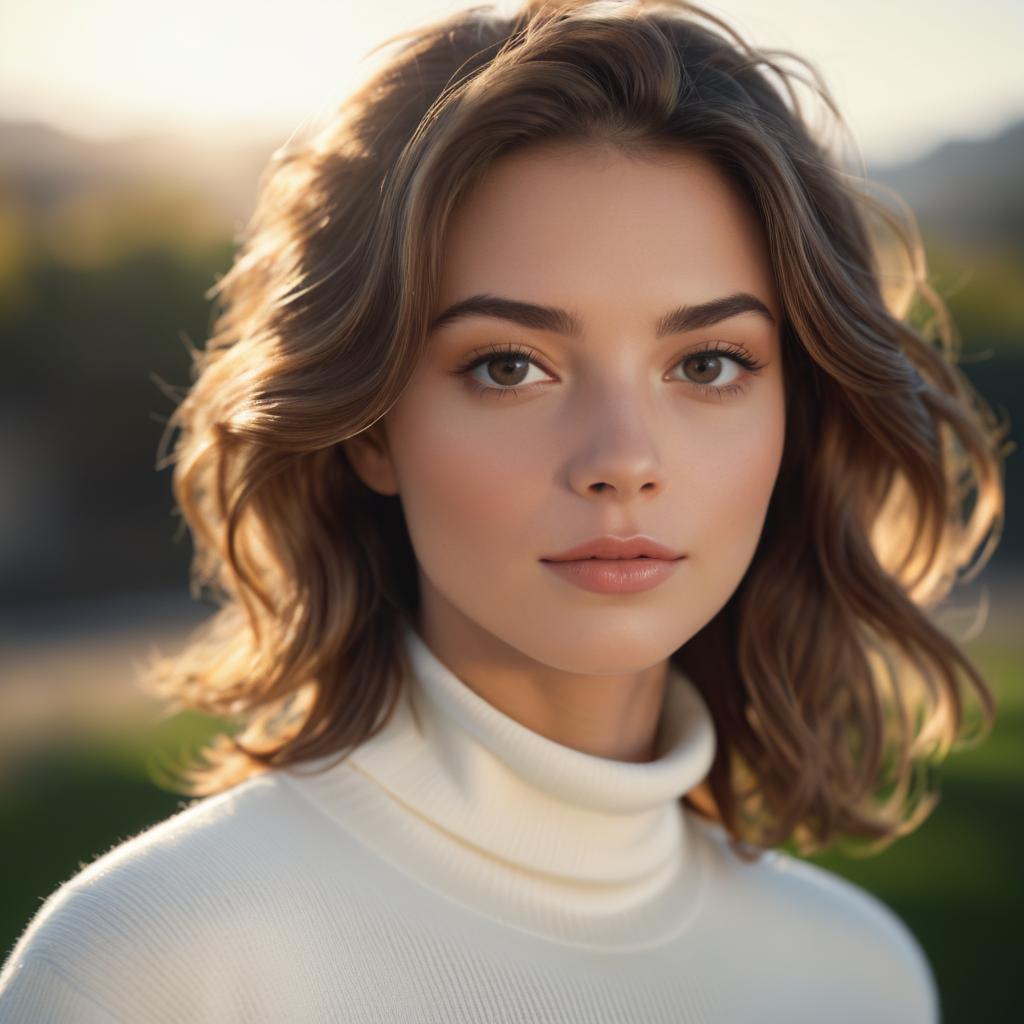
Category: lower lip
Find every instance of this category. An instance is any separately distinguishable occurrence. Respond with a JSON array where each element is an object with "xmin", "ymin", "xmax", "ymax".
[{"xmin": 540, "ymin": 557, "xmax": 684, "ymax": 594}]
